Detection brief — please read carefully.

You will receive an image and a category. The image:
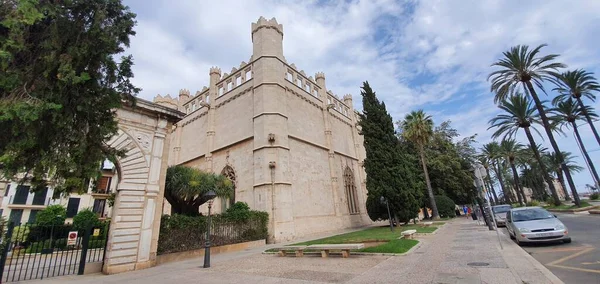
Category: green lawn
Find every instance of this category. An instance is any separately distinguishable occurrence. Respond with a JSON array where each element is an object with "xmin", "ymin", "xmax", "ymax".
[
  {"xmin": 293, "ymin": 225, "xmax": 437, "ymax": 246},
  {"xmin": 359, "ymin": 239, "xmax": 419, "ymax": 253},
  {"xmin": 544, "ymin": 201, "xmax": 593, "ymax": 210}
]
